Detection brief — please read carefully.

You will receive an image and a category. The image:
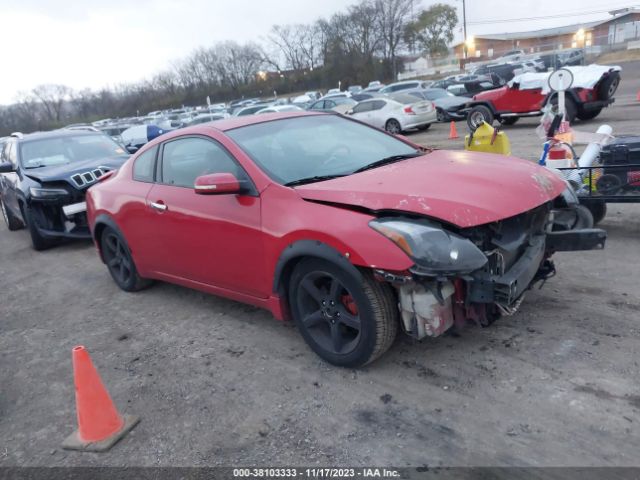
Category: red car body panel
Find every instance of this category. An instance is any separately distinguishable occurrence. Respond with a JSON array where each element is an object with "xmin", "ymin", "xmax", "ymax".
[
  {"xmin": 295, "ymin": 150, "xmax": 565, "ymax": 228},
  {"xmin": 473, "ymin": 86, "xmax": 547, "ymax": 113},
  {"xmin": 86, "ymin": 112, "xmax": 567, "ymax": 321}
]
